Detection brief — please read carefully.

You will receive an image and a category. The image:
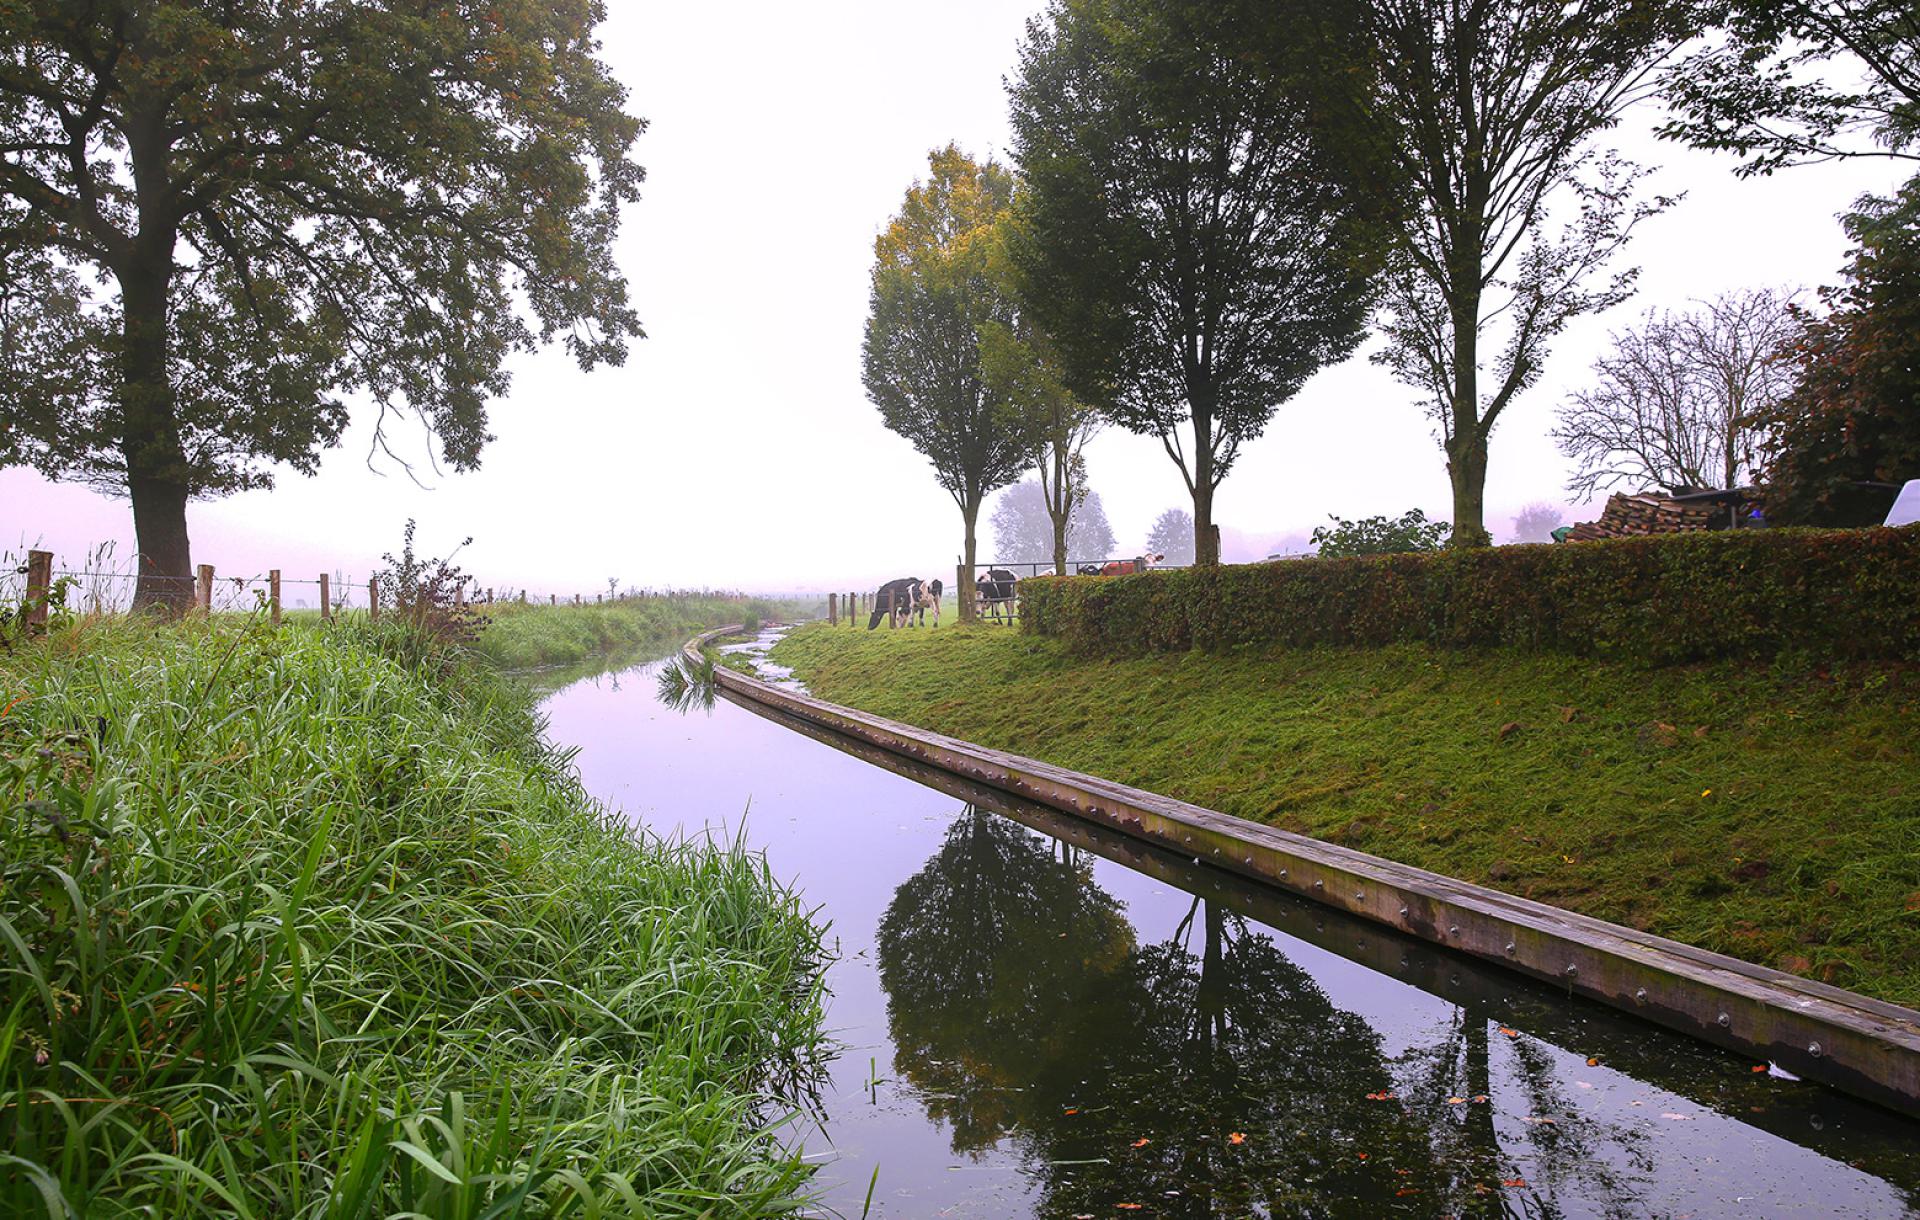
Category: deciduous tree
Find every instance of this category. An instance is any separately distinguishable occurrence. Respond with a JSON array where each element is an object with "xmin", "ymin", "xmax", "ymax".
[
  {"xmin": 1358, "ymin": 0, "xmax": 1690, "ymax": 546},
  {"xmin": 1146, "ymin": 508, "xmax": 1196, "ymax": 566},
  {"xmin": 1008, "ymin": 0, "xmax": 1382, "ymax": 567},
  {"xmin": 1311, "ymin": 509, "xmax": 1450, "ymax": 557},
  {"xmin": 1508, "ymin": 502, "xmax": 1565, "ymax": 544},
  {"xmin": 1662, "ymin": 1, "xmax": 1920, "ymax": 176},
  {"xmin": 0, "ymin": 1, "xmax": 643, "ymax": 610},
  {"xmin": 1553, "ymin": 289, "xmax": 1798, "ymax": 497},
  {"xmin": 863, "ymin": 146, "xmax": 1029, "ymax": 619},
  {"xmin": 989, "ymin": 481, "xmax": 1115, "ymax": 567},
  {"xmin": 1761, "ymin": 179, "xmax": 1920, "ymax": 524}
]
